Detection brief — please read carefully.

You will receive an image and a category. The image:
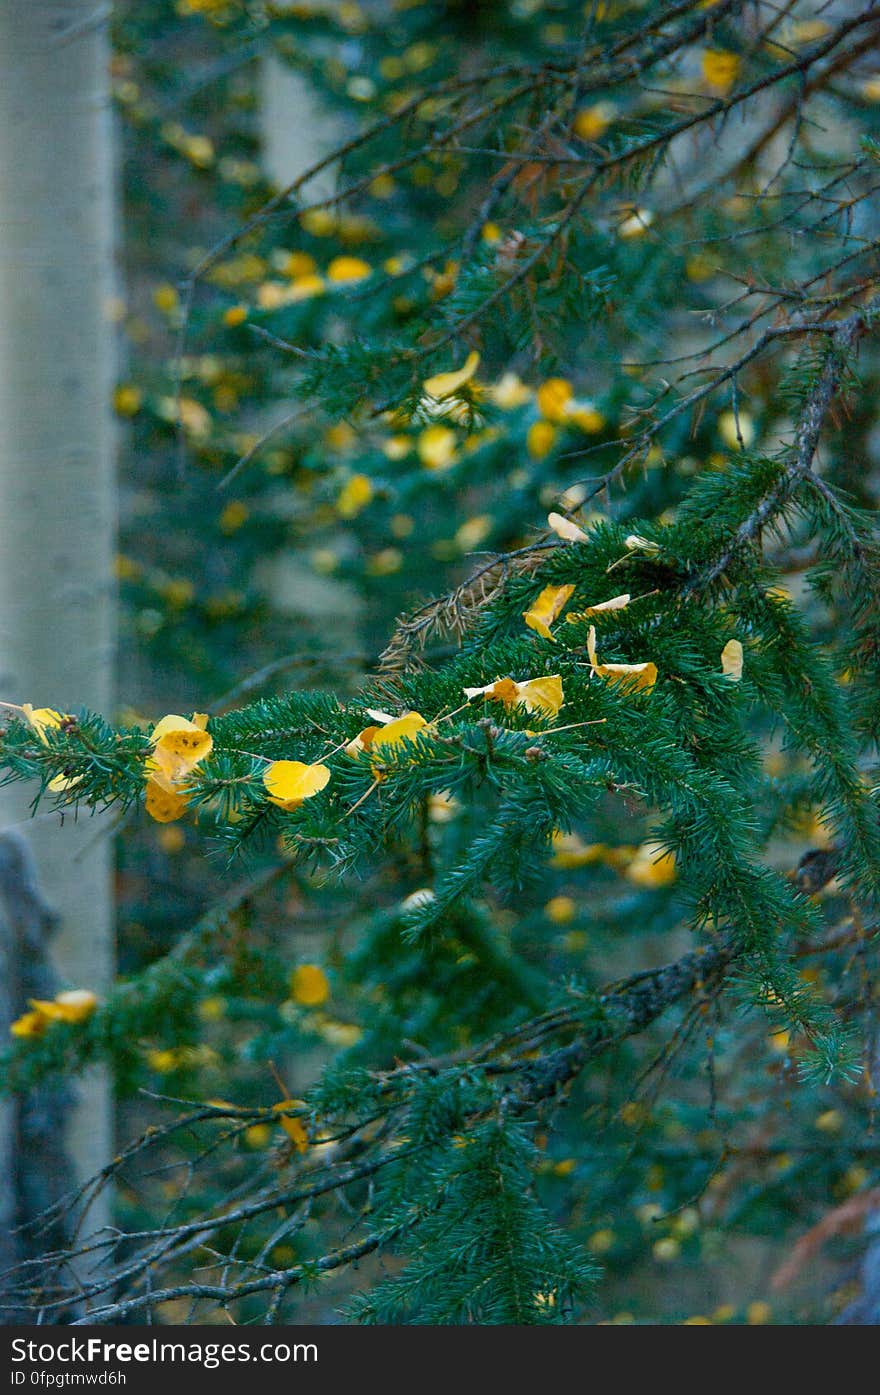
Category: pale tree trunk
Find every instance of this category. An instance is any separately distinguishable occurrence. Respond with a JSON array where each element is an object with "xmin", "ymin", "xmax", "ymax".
[
  {"xmin": 261, "ymin": 52, "xmax": 343, "ymax": 199},
  {"xmin": 260, "ymin": 54, "xmax": 355, "ymax": 1096},
  {"xmin": 0, "ymin": 0, "xmax": 116, "ymax": 1223}
]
